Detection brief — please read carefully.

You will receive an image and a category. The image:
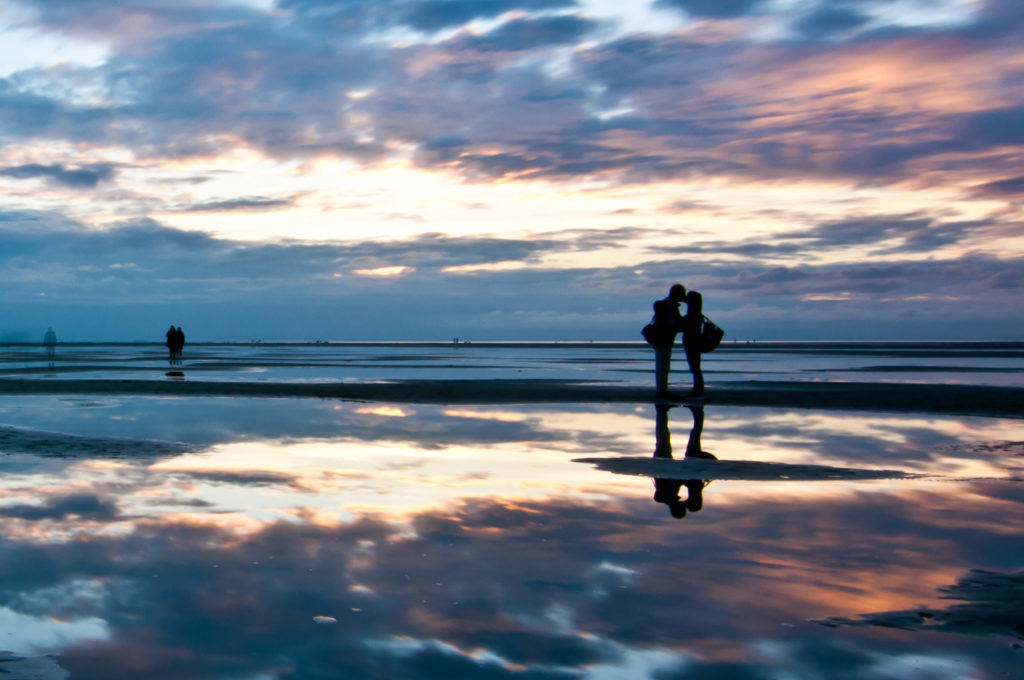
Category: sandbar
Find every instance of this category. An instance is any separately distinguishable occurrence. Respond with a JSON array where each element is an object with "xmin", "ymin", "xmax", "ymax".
[
  {"xmin": 0, "ymin": 377, "xmax": 1020, "ymax": 417},
  {"xmin": 0, "ymin": 425, "xmax": 196, "ymax": 459}
]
